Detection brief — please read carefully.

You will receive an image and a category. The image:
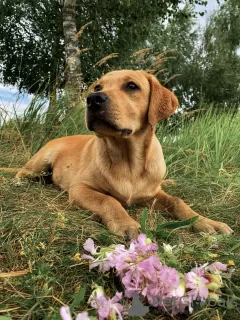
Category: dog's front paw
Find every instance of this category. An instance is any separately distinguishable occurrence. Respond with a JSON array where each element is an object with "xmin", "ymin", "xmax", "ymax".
[
  {"xmin": 13, "ymin": 178, "xmax": 26, "ymax": 186},
  {"xmin": 194, "ymin": 217, "xmax": 233, "ymax": 234},
  {"xmin": 106, "ymin": 217, "xmax": 140, "ymax": 239}
]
